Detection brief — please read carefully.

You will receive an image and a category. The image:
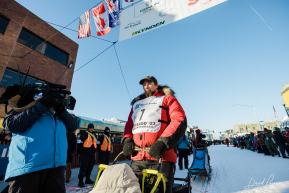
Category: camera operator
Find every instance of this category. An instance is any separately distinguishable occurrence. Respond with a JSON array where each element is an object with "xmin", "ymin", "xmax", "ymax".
[{"xmin": 2, "ymin": 95, "xmax": 78, "ymax": 193}]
